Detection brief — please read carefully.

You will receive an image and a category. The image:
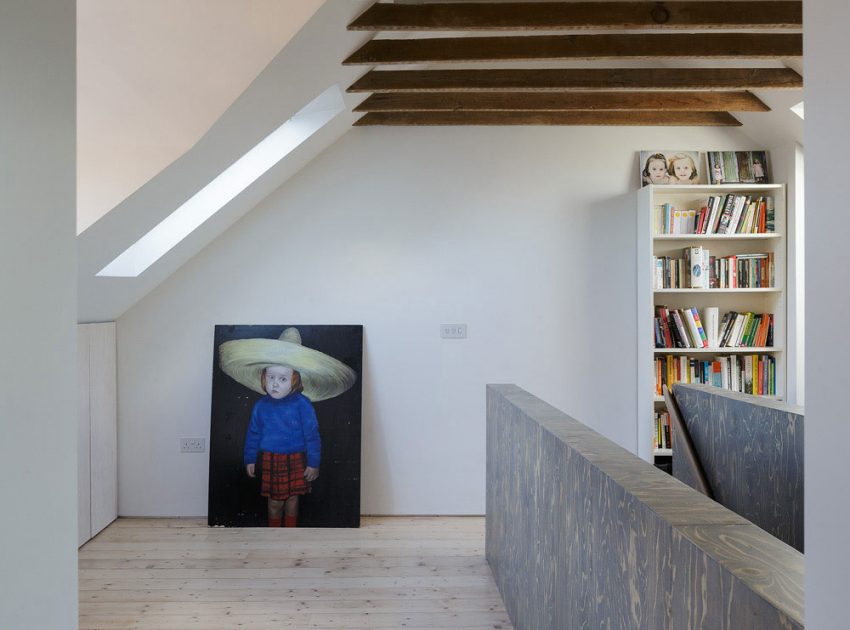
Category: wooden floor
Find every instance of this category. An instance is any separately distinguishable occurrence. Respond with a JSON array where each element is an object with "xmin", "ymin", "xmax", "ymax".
[{"xmin": 79, "ymin": 516, "xmax": 512, "ymax": 629}]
